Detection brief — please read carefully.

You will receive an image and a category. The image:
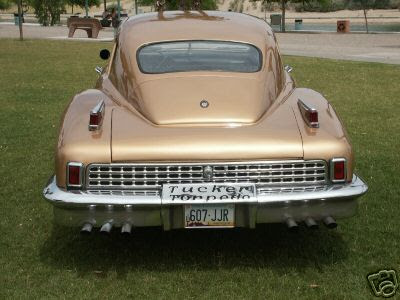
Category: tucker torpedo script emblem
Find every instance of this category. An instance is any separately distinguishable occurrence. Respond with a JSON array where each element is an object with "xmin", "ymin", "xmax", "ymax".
[
  {"xmin": 200, "ymin": 99, "xmax": 209, "ymax": 108},
  {"xmin": 203, "ymin": 166, "xmax": 213, "ymax": 181}
]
